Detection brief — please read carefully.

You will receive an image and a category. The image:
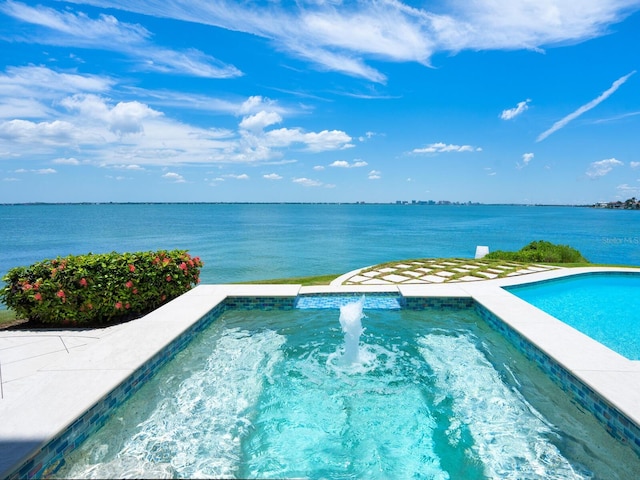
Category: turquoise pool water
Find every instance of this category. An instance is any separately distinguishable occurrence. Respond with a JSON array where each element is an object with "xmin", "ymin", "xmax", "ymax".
[
  {"xmin": 506, "ymin": 273, "xmax": 640, "ymax": 360},
  {"xmin": 52, "ymin": 301, "xmax": 640, "ymax": 479}
]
